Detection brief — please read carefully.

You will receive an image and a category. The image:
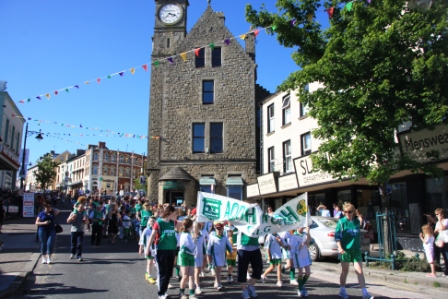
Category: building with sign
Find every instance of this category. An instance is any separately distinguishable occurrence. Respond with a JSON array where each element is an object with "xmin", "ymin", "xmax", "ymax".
[
  {"xmin": 0, "ymin": 88, "xmax": 25, "ymax": 189},
  {"xmin": 249, "ymin": 81, "xmax": 448, "ymax": 251},
  {"xmin": 146, "ymin": 1, "xmax": 270, "ymax": 207}
]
